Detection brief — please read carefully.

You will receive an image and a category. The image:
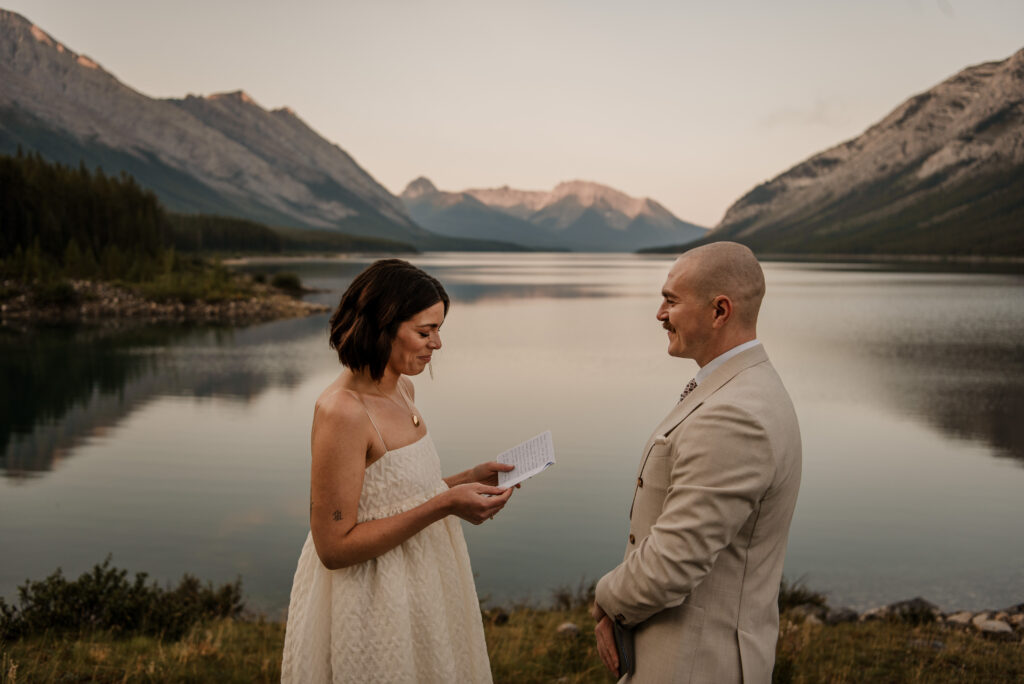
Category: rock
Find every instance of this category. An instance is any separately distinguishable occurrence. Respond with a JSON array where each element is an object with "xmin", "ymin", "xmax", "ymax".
[
  {"xmin": 825, "ymin": 607, "xmax": 859, "ymax": 625},
  {"xmin": 978, "ymin": 620, "xmax": 1014, "ymax": 640},
  {"xmin": 803, "ymin": 614, "xmax": 823, "ymax": 627},
  {"xmin": 556, "ymin": 622, "xmax": 581, "ymax": 636},
  {"xmin": 859, "ymin": 606, "xmax": 889, "ymax": 622},
  {"xmin": 1009, "ymin": 614, "xmax": 1024, "ymax": 629},
  {"xmin": 945, "ymin": 611, "xmax": 974, "ymax": 629},
  {"xmin": 994, "ymin": 611, "xmax": 1010, "ymax": 622},
  {"xmin": 972, "ymin": 612, "xmax": 993, "ymax": 628},
  {"xmin": 790, "ymin": 603, "xmax": 828, "ymax": 621},
  {"xmin": 886, "ymin": 597, "xmax": 941, "ymax": 624}
]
